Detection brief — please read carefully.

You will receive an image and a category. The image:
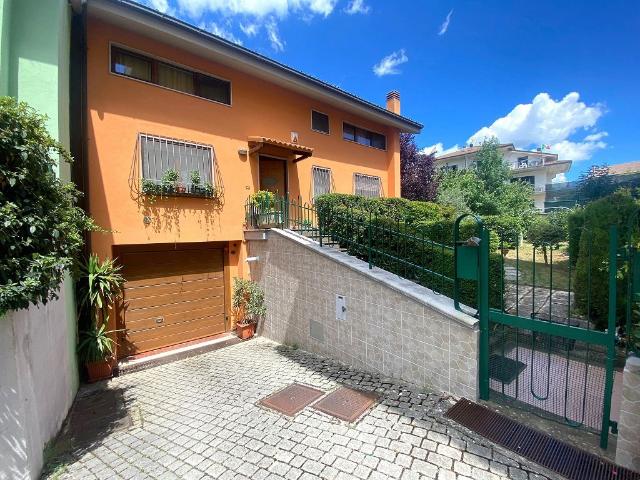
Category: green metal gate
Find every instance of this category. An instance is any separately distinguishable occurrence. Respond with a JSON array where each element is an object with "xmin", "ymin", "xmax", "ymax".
[{"xmin": 464, "ymin": 221, "xmax": 627, "ymax": 450}]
